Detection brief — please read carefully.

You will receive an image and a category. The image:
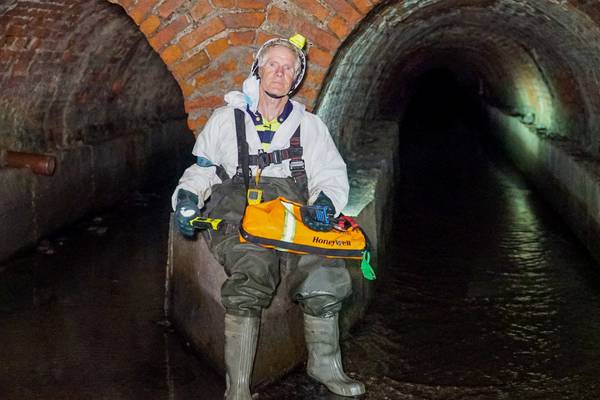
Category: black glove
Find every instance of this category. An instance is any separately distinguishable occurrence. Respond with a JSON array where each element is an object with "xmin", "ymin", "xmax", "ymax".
[
  {"xmin": 175, "ymin": 189, "xmax": 200, "ymax": 237},
  {"xmin": 301, "ymin": 191, "xmax": 335, "ymax": 232}
]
